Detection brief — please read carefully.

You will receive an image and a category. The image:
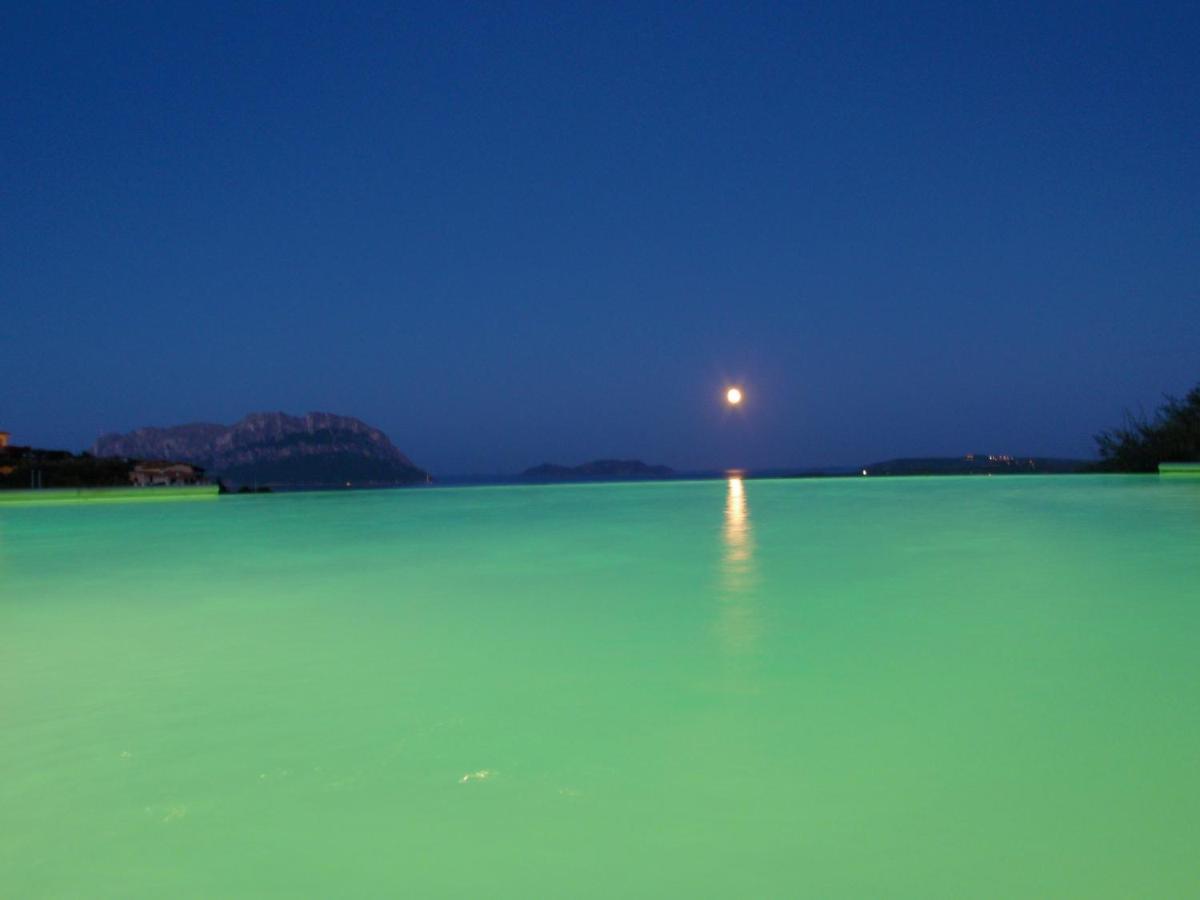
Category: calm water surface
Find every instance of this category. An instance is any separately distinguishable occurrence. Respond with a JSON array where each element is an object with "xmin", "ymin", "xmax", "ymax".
[{"xmin": 2, "ymin": 476, "xmax": 1198, "ymax": 897}]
